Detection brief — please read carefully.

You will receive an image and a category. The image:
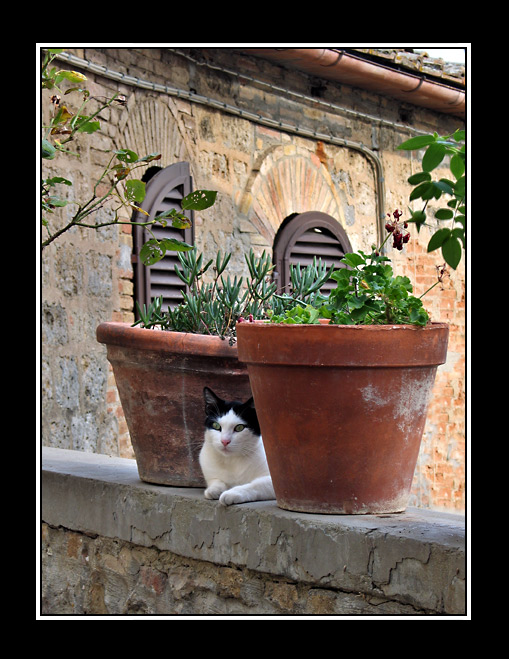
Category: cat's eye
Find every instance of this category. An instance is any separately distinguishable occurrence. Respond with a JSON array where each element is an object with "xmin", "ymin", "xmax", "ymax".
[
  {"xmin": 234, "ymin": 424, "xmax": 245, "ymax": 432},
  {"xmin": 212, "ymin": 422, "xmax": 221, "ymax": 431}
]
